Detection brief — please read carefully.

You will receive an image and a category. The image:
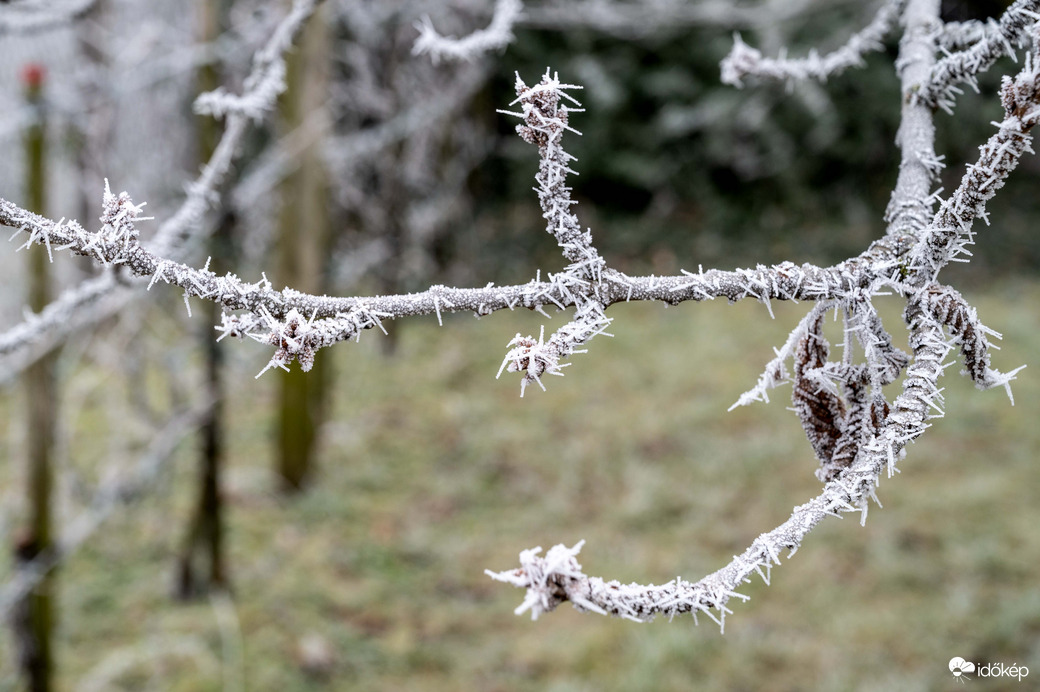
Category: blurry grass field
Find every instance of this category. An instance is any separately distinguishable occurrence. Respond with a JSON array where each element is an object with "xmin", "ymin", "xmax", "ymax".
[{"xmin": 3, "ymin": 279, "xmax": 1039, "ymax": 691}]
